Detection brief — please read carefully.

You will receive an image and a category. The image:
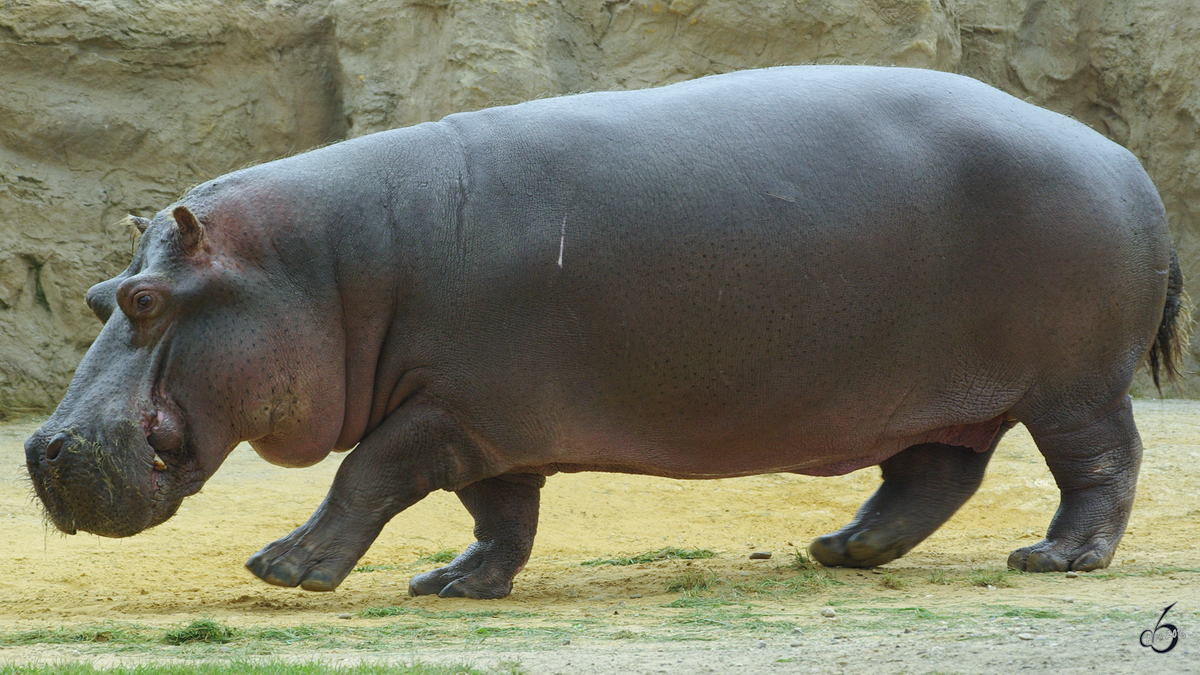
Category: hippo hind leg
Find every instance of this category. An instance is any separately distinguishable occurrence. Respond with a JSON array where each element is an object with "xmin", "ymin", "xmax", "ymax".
[
  {"xmin": 809, "ymin": 428, "xmax": 1012, "ymax": 568},
  {"xmin": 1008, "ymin": 396, "xmax": 1141, "ymax": 573},
  {"xmin": 409, "ymin": 472, "xmax": 543, "ymax": 599}
]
